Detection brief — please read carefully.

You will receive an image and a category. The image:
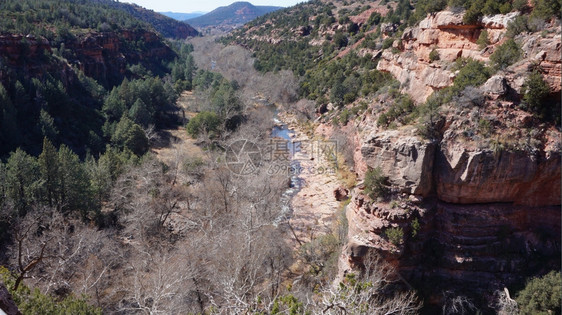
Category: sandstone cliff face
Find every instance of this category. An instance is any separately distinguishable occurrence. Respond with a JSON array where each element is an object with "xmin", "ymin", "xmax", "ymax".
[
  {"xmin": 360, "ymin": 130, "xmax": 435, "ymax": 196},
  {"xmin": 336, "ymin": 10, "xmax": 561, "ymax": 311},
  {"xmin": 0, "ymin": 34, "xmax": 56, "ymax": 80},
  {"xmin": 376, "ymin": 10, "xmax": 561, "ymax": 103},
  {"xmin": 68, "ymin": 30, "xmax": 175, "ymax": 85},
  {"xmin": 436, "ymin": 142, "xmax": 561, "ymax": 206}
]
